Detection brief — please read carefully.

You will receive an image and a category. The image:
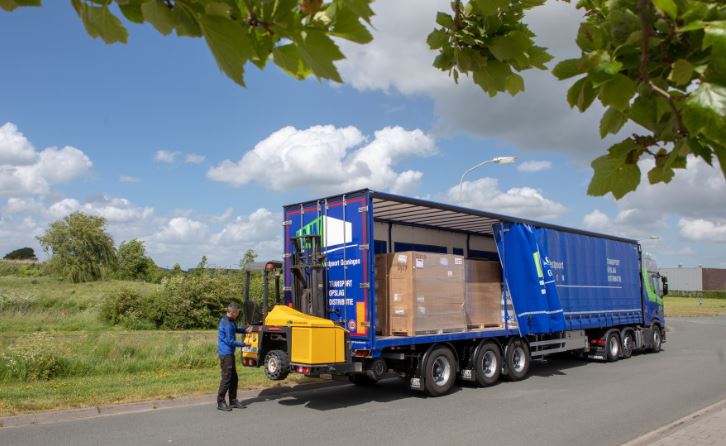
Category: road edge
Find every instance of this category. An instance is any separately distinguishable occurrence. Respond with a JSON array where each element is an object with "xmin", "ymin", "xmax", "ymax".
[
  {"xmin": 621, "ymin": 397, "xmax": 726, "ymax": 446},
  {"xmin": 0, "ymin": 380, "xmax": 346, "ymax": 430}
]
